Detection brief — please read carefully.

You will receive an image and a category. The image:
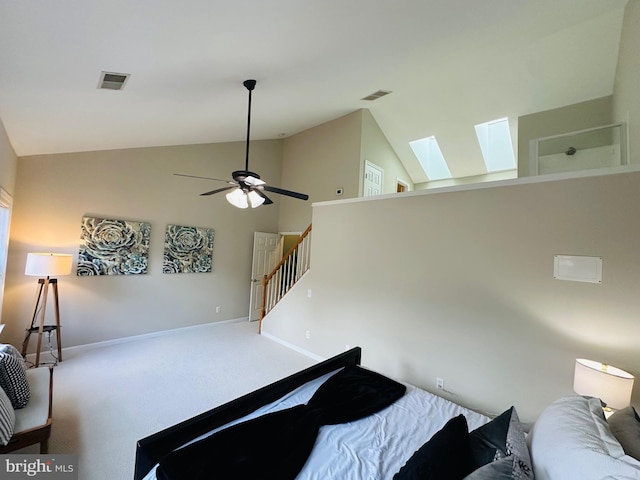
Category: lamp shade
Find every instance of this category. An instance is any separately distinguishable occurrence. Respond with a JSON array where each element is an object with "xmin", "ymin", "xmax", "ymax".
[
  {"xmin": 573, "ymin": 358, "xmax": 635, "ymax": 410},
  {"xmin": 25, "ymin": 253, "xmax": 73, "ymax": 277},
  {"xmin": 247, "ymin": 190, "xmax": 265, "ymax": 208},
  {"xmin": 226, "ymin": 188, "xmax": 249, "ymax": 209}
]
